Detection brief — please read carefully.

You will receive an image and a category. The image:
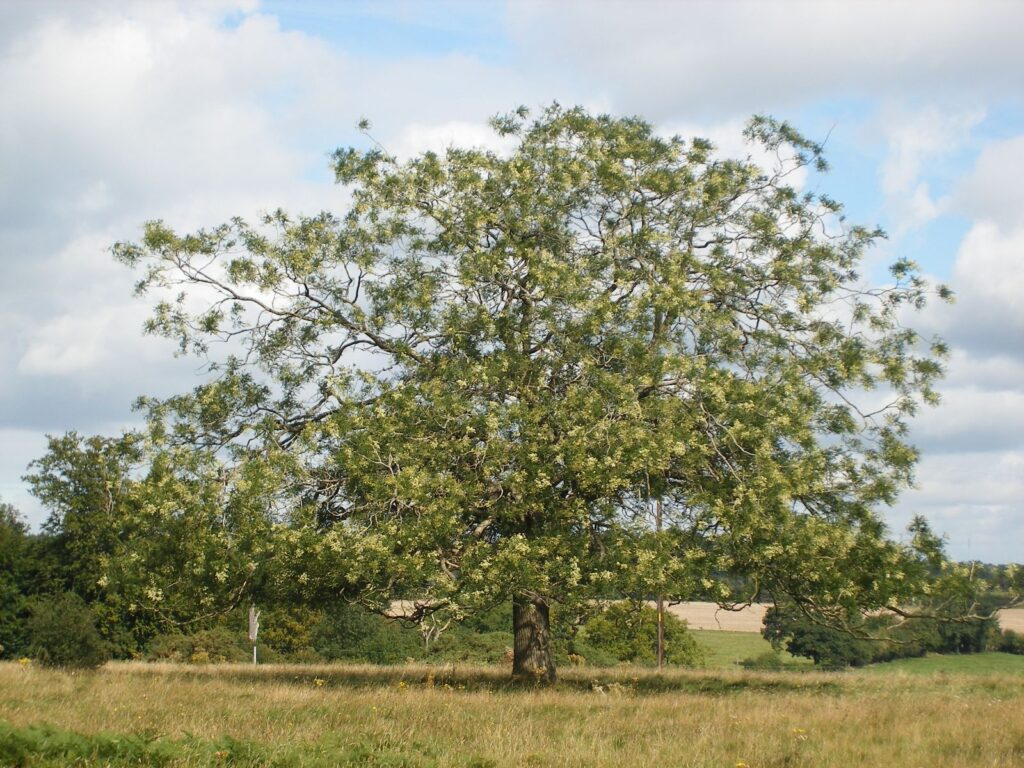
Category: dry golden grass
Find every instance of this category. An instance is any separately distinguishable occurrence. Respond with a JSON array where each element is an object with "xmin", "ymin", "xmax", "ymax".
[{"xmin": 2, "ymin": 660, "xmax": 1023, "ymax": 766}]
